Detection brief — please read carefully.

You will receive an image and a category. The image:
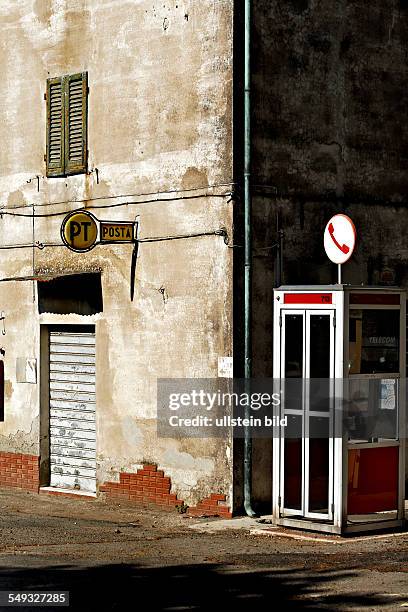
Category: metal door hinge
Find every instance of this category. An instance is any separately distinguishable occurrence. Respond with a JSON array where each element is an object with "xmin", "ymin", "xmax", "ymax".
[
  {"xmin": 279, "ymin": 314, "xmax": 282, "ymax": 328},
  {"xmin": 333, "ymin": 316, "xmax": 336, "ymax": 328}
]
